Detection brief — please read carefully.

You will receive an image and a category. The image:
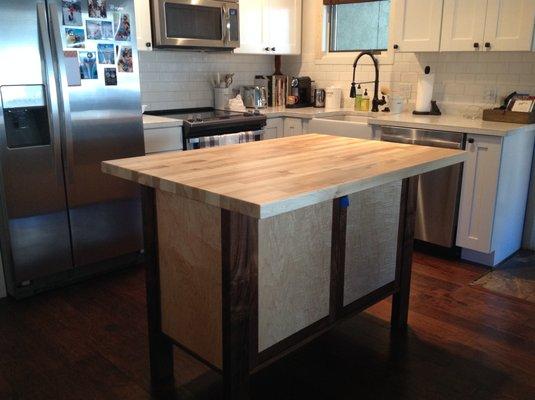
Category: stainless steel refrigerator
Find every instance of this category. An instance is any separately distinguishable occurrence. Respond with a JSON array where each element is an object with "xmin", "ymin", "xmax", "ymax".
[{"xmin": 0, "ymin": 0, "xmax": 145, "ymax": 297}]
